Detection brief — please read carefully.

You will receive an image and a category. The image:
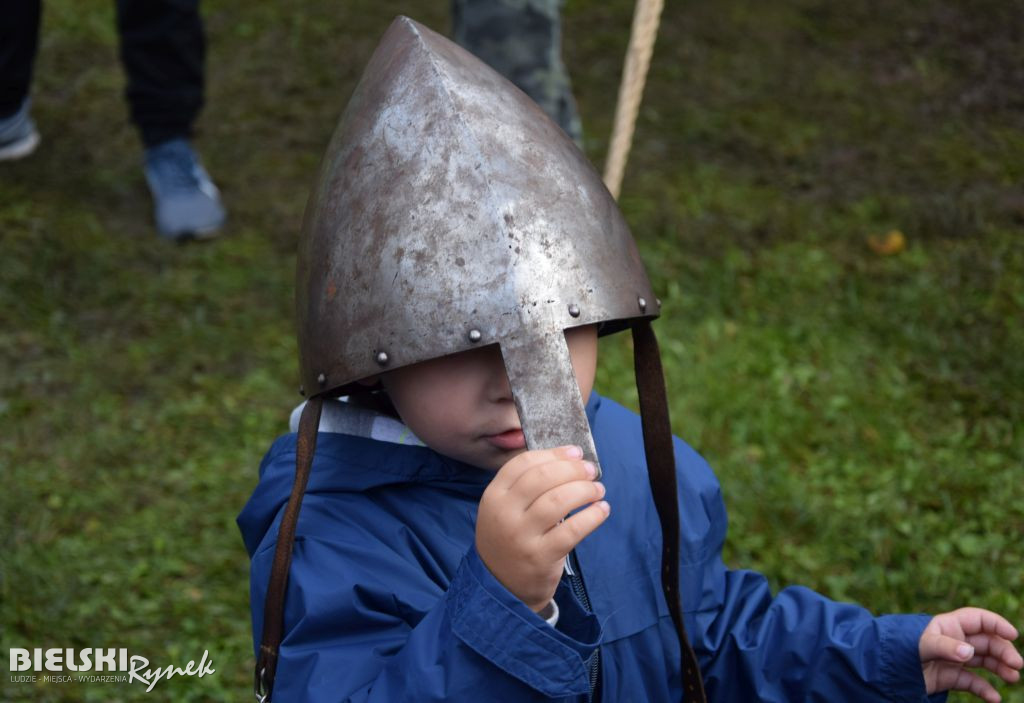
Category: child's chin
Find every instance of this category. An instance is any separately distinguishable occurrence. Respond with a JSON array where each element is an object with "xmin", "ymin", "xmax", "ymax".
[{"xmin": 475, "ymin": 445, "xmax": 527, "ymax": 472}]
